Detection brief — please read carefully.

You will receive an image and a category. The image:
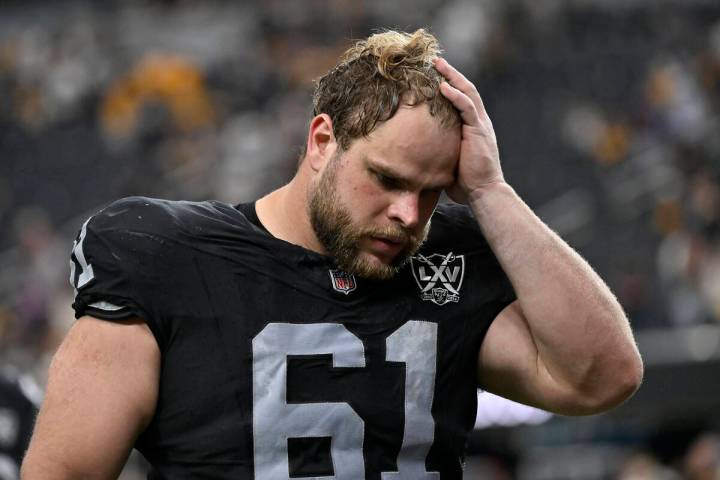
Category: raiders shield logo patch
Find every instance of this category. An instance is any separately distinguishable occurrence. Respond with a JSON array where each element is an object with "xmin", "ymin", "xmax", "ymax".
[
  {"xmin": 329, "ymin": 269, "xmax": 357, "ymax": 295},
  {"xmin": 410, "ymin": 252, "xmax": 465, "ymax": 305}
]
